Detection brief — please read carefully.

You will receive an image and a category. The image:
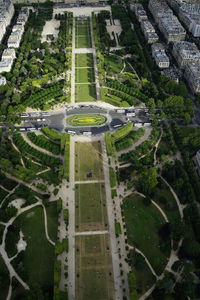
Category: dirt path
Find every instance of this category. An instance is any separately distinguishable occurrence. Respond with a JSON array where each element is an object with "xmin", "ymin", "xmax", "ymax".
[
  {"xmin": 2, "ymin": 172, "xmax": 47, "ymax": 195},
  {"xmin": 41, "ymin": 203, "xmax": 55, "ymax": 246},
  {"xmin": 160, "ymin": 175, "xmax": 184, "ymax": 219}
]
